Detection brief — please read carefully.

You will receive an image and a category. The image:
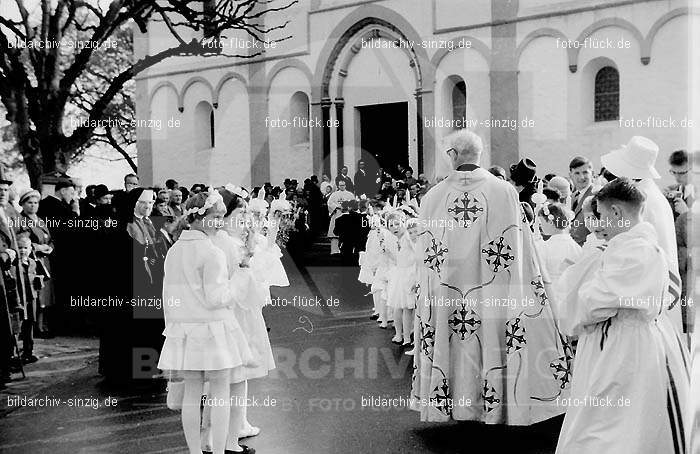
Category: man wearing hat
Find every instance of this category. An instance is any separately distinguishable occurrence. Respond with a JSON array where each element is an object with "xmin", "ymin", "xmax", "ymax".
[
  {"xmin": 38, "ymin": 179, "xmax": 79, "ymax": 222},
  {"xmin": 37, "ymin": 179, "xmax": 78, "ymax": 322},
  {"xmin": 0, "ymin": 167, "xmax": 25, "ymax": 386},
  {"xmin": 600, "ymin": 135, "xmax": 687, "ymax": 334},
  {"xmin": 509, "ymin": 158, "xmax": 538, "ymax": 208},
  {"xmin": 126, "ymin": 189, "xmax": 157, "ymax": 245}
]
